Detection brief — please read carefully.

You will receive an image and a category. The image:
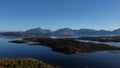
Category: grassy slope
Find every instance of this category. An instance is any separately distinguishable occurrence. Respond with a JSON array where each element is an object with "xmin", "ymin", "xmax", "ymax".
[{"xmin": 0, "ymin": 58, "xmax": 60, "ymax": 68}]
